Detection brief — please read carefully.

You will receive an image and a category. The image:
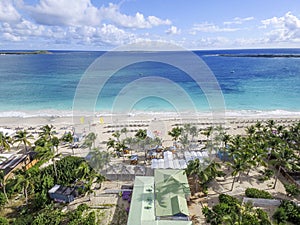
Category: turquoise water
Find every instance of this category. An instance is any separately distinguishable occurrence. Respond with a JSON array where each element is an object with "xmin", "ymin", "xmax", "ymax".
[{"xmin": 0, "ymin": 49, "xmax": 300, "ymax": 117}]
